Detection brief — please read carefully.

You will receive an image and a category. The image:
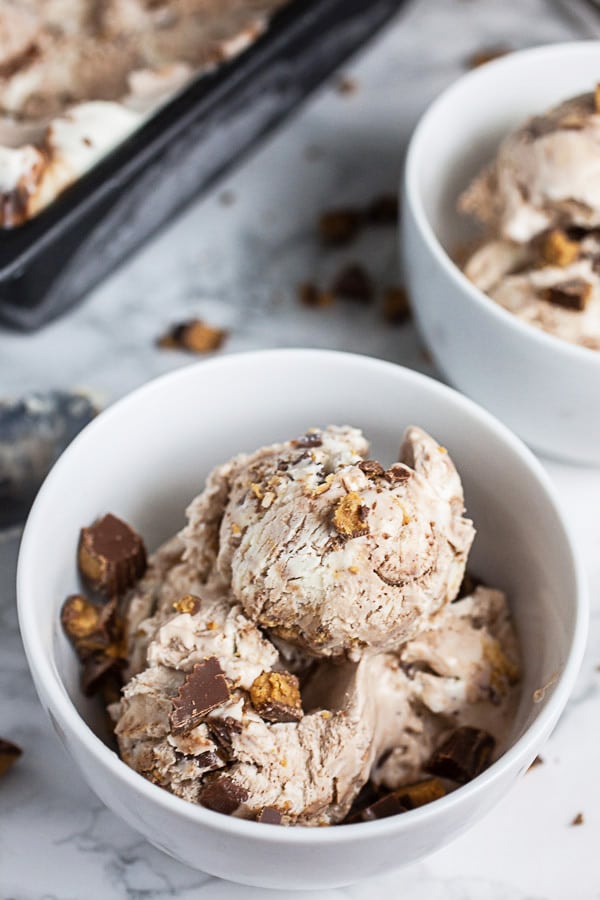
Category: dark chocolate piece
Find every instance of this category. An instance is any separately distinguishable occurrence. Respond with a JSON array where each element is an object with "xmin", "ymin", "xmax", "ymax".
[
  {"xmin": 195, "ymin": 751, "xmax": 223, "ymax": 771},
  {"xmin": 257, "ymin": 806, "xmax": 282, "ymax": 824},
  {"xmin": 427, "ymin": 726, "xmax": 495, "ymax": 784},
  {"xmin": 0, "ymin": 739, "xmax": 22, "ymax": 778},
  {"xmin": 331, "ymin": 263, "xmax": 373, "ymax": 303},
  {"xmin": 199, "ymin": 776, "xmax": 249, "ymax": 815},
  {"xmin": 291, "ymin": 432, "xmax": 323, "ymax": 448},
  {"xmin": 540, "ymin": 278, "xmax": 592, "ymax": 311},
  {"xmin": 358, "ymin": 460, "xmax": 386, "ymax": 480},
  {"xmin": 361, "ymin": 792, "xmax": 408, "ymax": 821},
  {"xmin": 170, "ymin": 658, "xmax": 230, "ymax": 734},
  {"xmin": 571, "ymin": 812, "xmax": 584, "ymax": 826},
  {"xmin": 250, "ymin": 671, "xmax": 303, "ymax": 723},
  {"xmin": 456, "ymin": 571, "xmax": 483, "ymax": 601},
  {"xmin": 207, "ymin": 717, "xmax": 243, "ymax": 759},
  {"xmin": 78, "ymin": 513, "xmax": 146, "ymax": 596},
  {"xmin": 157, "ymin": 319, "xmax": 227, "ymax": 353},
  {"xmin": 385, "ymin": 464, "xmax": 411, "ymax": 483}
]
